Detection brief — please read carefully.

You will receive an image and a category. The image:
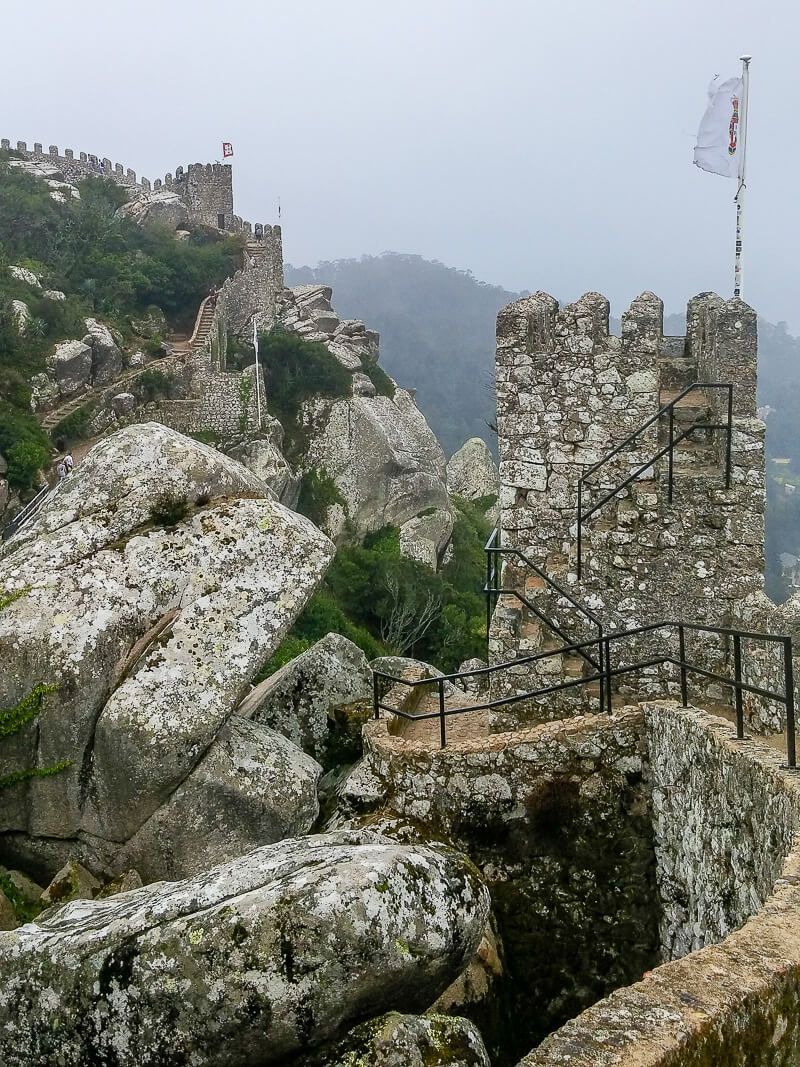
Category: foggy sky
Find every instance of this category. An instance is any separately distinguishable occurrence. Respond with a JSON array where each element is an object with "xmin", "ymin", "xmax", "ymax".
[{"xmin": 3, "ymin": 0, "xmax": 798, "ymax": 329}]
